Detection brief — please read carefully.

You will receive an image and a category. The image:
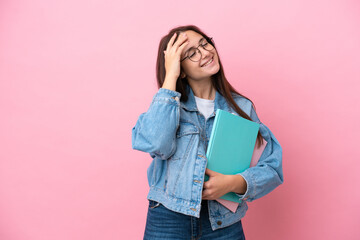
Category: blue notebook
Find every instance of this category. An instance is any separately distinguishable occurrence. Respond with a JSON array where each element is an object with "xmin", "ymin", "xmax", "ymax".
[{"xmin": 205, "ymin": 109, "xmax": 260, "ymax": 203}]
